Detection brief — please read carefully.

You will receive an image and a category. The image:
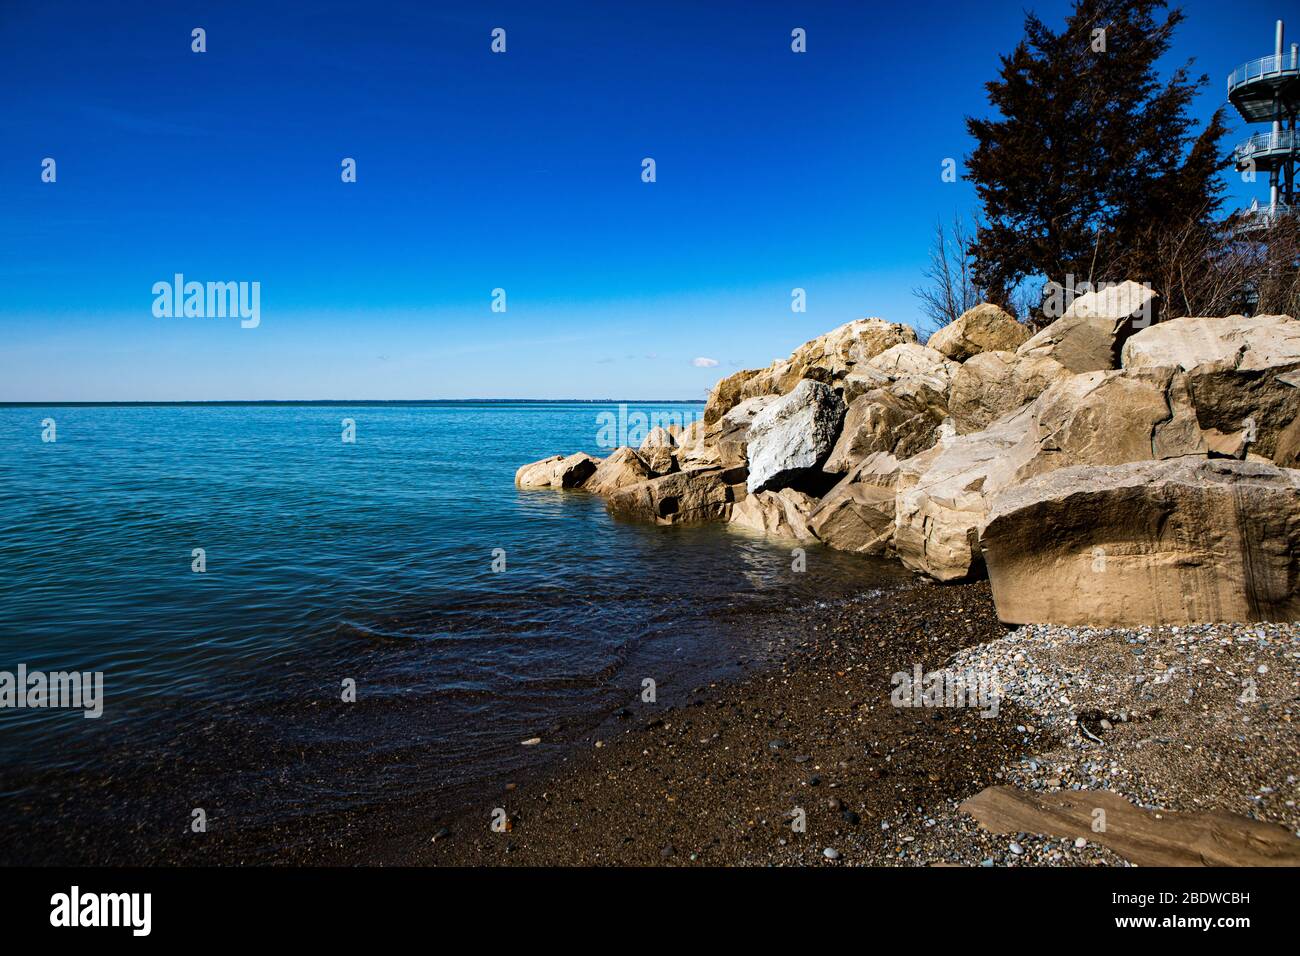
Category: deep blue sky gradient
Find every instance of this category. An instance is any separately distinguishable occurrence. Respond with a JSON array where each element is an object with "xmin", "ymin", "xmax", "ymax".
[{"xmin": 1, "ymin": 0, "xmax": 1289, "ymax": 399}]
